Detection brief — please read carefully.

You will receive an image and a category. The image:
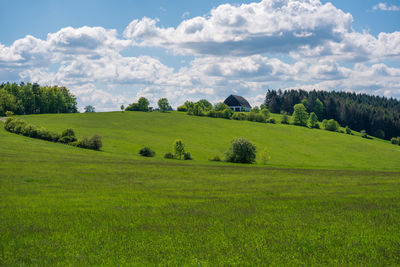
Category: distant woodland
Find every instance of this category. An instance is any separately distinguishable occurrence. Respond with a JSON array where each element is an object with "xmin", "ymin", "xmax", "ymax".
[
  {"xmin": 0, "ymin": 82, "xmax": 78, "ymax": 116},
  {"xmin": 264, "ymin": 89, "xmax": 400, "ymax": 140}
]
